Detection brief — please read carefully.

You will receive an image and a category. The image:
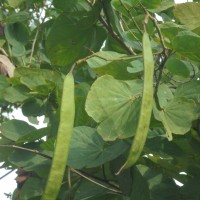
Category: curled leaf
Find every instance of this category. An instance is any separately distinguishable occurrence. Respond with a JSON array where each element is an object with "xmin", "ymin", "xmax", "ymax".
[{"xmin": 0, "ymin": 54, "xmax": 15, "ymax": 77}]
